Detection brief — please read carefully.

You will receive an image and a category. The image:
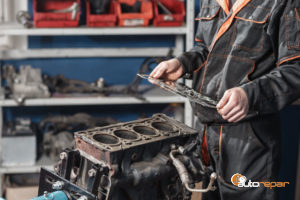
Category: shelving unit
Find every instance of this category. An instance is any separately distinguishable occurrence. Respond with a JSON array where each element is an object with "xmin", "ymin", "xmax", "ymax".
[
  {"xmin": 0, "ymin": 0, "xmax": 195, "ymax": 194},
  {"xmin": 0, "ymin": 88, "xmax": 187, "ymax": 107}
]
